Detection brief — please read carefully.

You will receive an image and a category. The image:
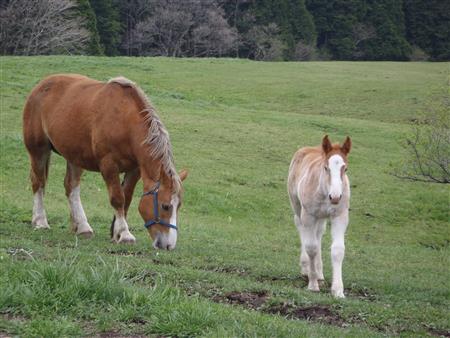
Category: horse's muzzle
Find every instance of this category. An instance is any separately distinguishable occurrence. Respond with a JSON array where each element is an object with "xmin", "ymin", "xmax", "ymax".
[{"xmin": 152, "ymin": 231, "xmax": 177, "ymax": 250}]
